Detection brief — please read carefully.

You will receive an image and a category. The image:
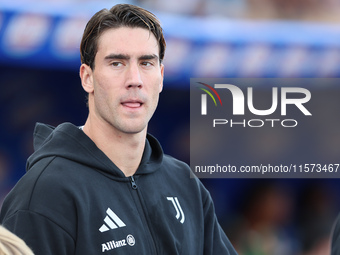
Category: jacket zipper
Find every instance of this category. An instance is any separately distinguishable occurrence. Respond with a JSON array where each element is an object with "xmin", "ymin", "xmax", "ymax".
[
  {"xmin": 130, "ymin": 176, "xmax": 137, "ymax": 190},
  {"xmin": 129, "ymin": 176, "xmax": 157, "ymax": 254}
]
